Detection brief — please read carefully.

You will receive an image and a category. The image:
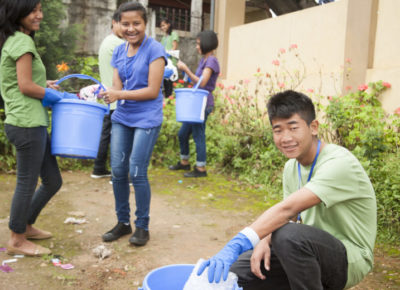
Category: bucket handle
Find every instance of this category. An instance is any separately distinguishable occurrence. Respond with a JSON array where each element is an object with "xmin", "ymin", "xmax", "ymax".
[
  {"xmin": 193, "ymin": 75, "xmax": 203, "ymax": 92},
  {"xmin": 56, "ymin": 74, "xmax": 110, "ymax": 114}
]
